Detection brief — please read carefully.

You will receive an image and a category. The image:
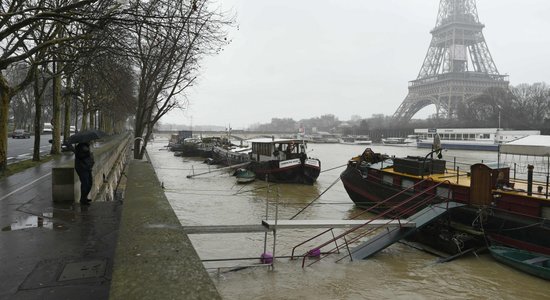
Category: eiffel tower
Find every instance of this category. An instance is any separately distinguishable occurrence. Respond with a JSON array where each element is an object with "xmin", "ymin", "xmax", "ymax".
[{"xmin": 393, "ymin": 0, "xmax": 509, "ymax": 122}]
